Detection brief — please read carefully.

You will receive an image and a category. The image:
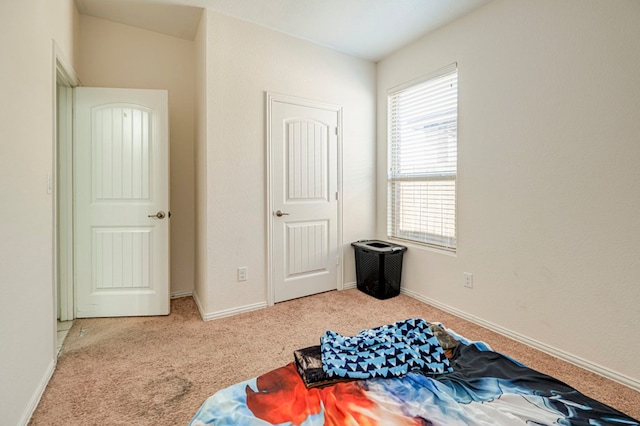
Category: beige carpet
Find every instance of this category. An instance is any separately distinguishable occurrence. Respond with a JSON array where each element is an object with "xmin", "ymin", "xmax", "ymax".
[{"xmin": 31, "ymin": 289, "xmax": 640, "ymax": 424}]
